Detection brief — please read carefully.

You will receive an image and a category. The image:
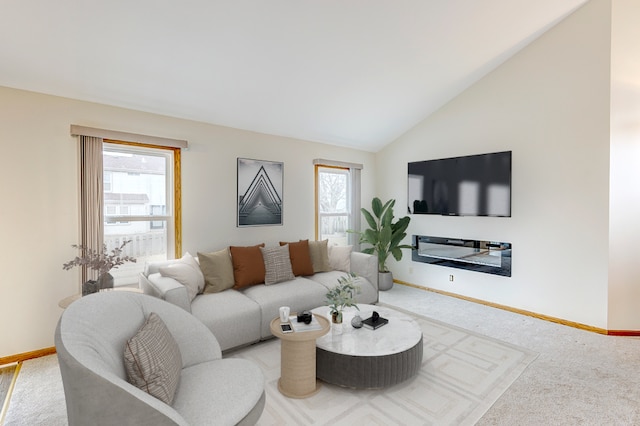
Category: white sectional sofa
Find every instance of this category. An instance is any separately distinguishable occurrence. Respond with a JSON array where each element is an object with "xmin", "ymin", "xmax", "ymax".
[{"xmin": 140, "ymin": 242, "xmax": 378, "ymax": 352}]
